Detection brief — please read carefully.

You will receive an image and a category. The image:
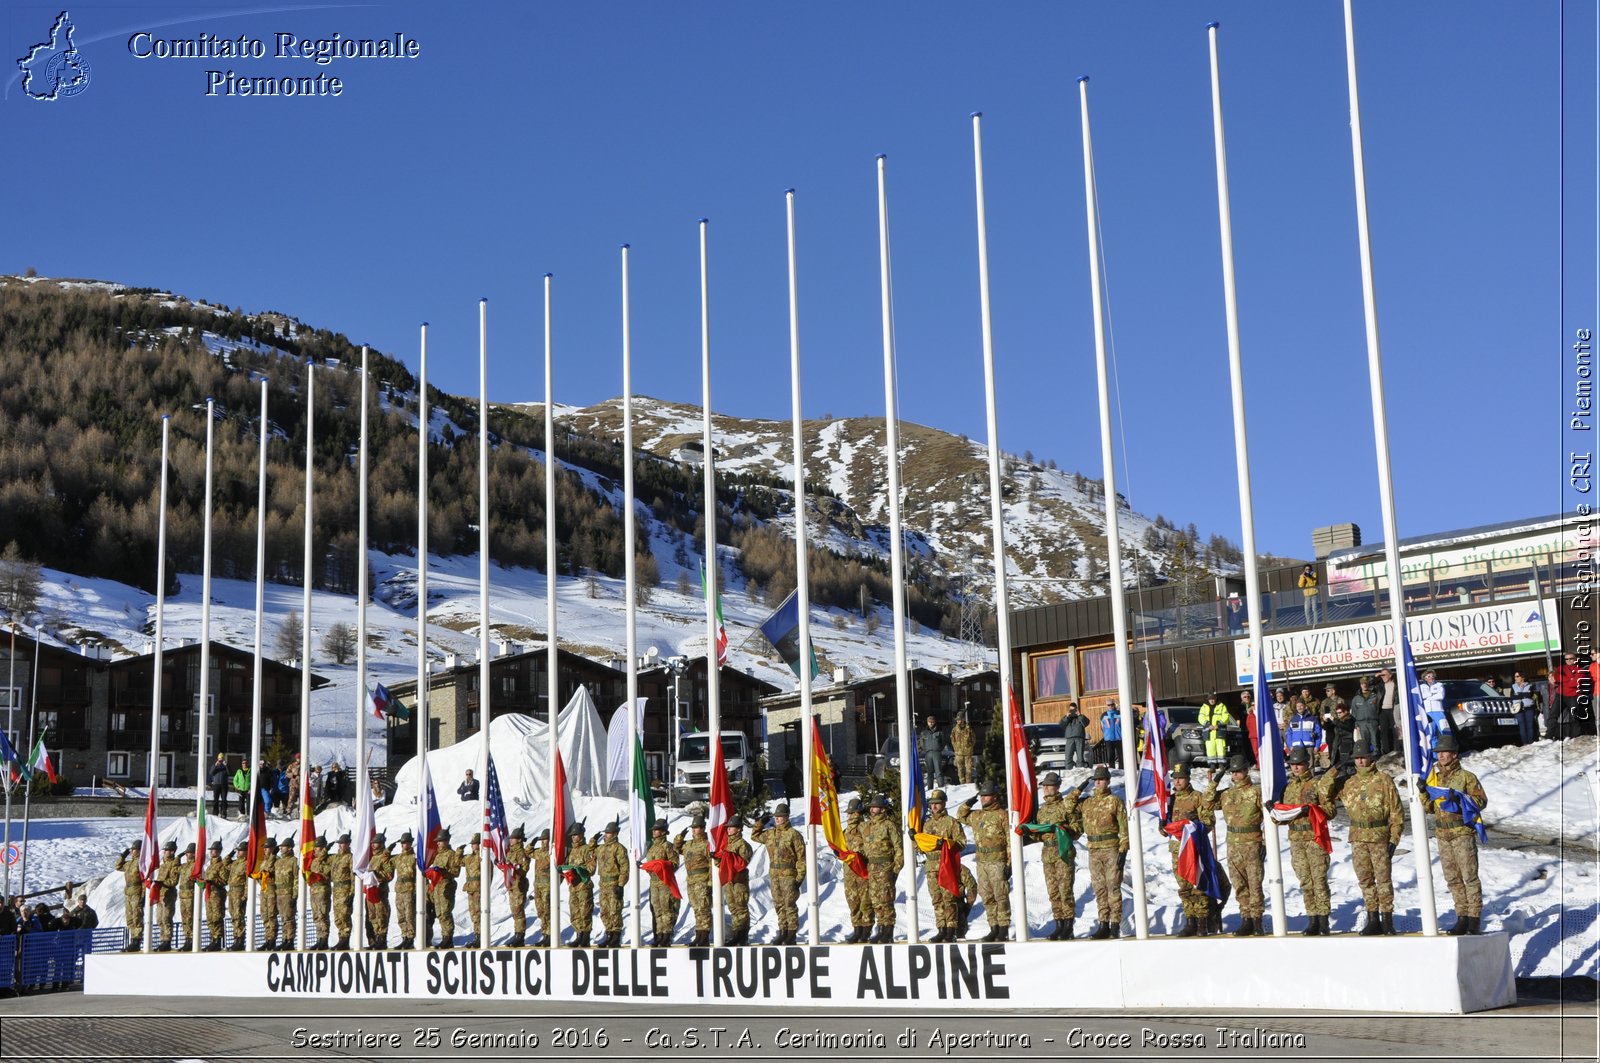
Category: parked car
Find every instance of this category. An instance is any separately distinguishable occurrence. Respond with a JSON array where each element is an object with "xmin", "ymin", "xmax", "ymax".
[
  {"xmin": 1023, "ymin": 722, "xmax": 1067, "ymax": 774},
  {"xmin": 1158, "ymin": 705, "xmax": 1250, "ymax": 770},
  {"xmin": 671, "ymin": 731, "xmax": 753, "ymax": 806},
  {"xmin": 1437, "ymin": 679, "xmax": 1521, "ymax": 746}
]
